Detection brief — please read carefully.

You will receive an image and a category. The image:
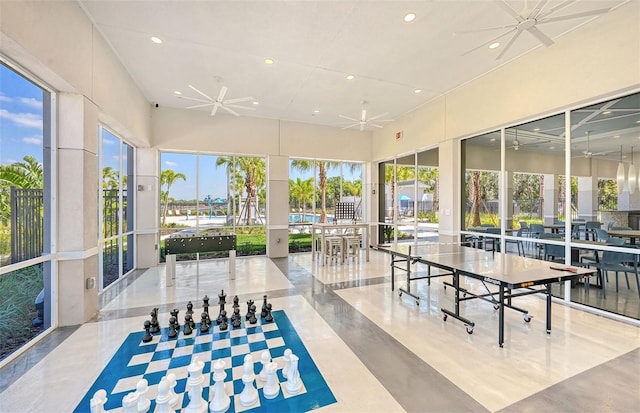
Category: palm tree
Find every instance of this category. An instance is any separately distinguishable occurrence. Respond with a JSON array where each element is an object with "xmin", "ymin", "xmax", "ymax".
[
  {"xmin": 216, "ymin": 156, "xmax": 265, "ymax": 225},
  {"xmin": 160, "ymin": 169, "xmax": 186, "ymax": 225},
  {"xmin": 470, "ymin": 171, "xmax": 481, "ymax": 227},
  {"xmin": 0, "ymin": 156, "xmax": 44, "ymax": 224},
  {"xmin": 289, "ymin": 177, "xmax": 314, "ymax": 221},
  {"xmin": 102, "ymin": 166, "xmax": 119, "ymax": 190}
]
